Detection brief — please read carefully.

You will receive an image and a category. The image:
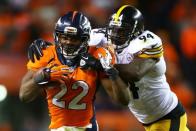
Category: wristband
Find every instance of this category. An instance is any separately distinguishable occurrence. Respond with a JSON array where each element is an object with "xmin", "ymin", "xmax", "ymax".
[{"xmin": 34, "ymin": 68, "xmax": 50, "ymax": 85}]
